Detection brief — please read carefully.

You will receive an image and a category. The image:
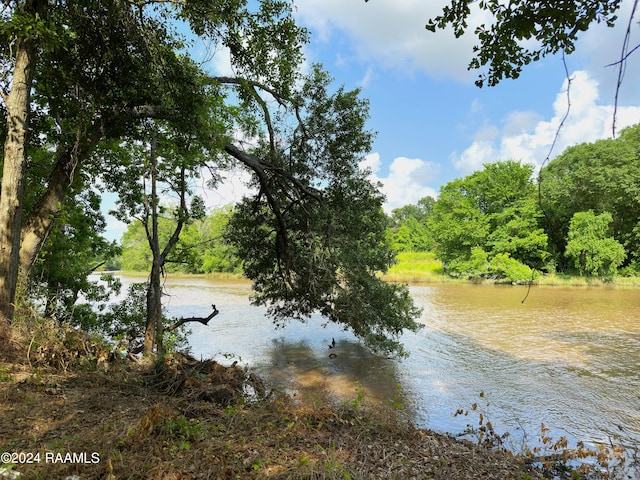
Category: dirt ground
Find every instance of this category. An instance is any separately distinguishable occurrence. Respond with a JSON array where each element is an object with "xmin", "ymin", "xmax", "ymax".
[
  {"xmin": 0, "ymin": 367, "xmax": 546, "ymax": 479},
  {"xmin": 0, "ymin": 334, "xmax": 548, "ymax": 480}
]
